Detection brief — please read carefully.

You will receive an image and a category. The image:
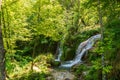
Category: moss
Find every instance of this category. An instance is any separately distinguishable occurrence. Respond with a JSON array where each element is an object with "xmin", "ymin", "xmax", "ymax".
[
  {"xmin": 65, "ymin": 48, "xmax": 75, "ymax": 60},
  {"xmin": 72, "ymin": 64, "xmax": 87, "ymax": 80},
  {"xmin": 51, "ymin": 61, "xmax": 61, "ymax": 67}
]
